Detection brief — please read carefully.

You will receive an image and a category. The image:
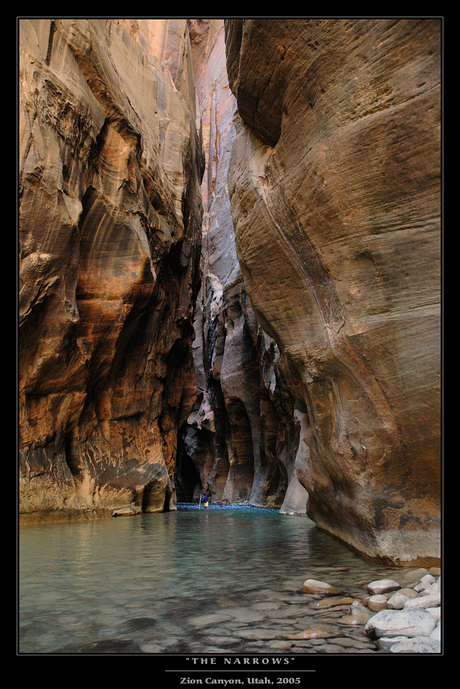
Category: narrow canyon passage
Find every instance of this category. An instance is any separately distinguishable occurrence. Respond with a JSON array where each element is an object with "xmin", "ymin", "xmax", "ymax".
[{"xmin": 19, "ymin": 18, "xmax": 441, "ymax": 569}]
